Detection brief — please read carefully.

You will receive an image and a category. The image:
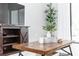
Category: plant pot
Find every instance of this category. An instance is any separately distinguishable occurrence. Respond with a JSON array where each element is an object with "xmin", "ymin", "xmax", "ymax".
[{"xmin": 46, "ymin": 31, "xmax": 52, "ymax": 38}]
